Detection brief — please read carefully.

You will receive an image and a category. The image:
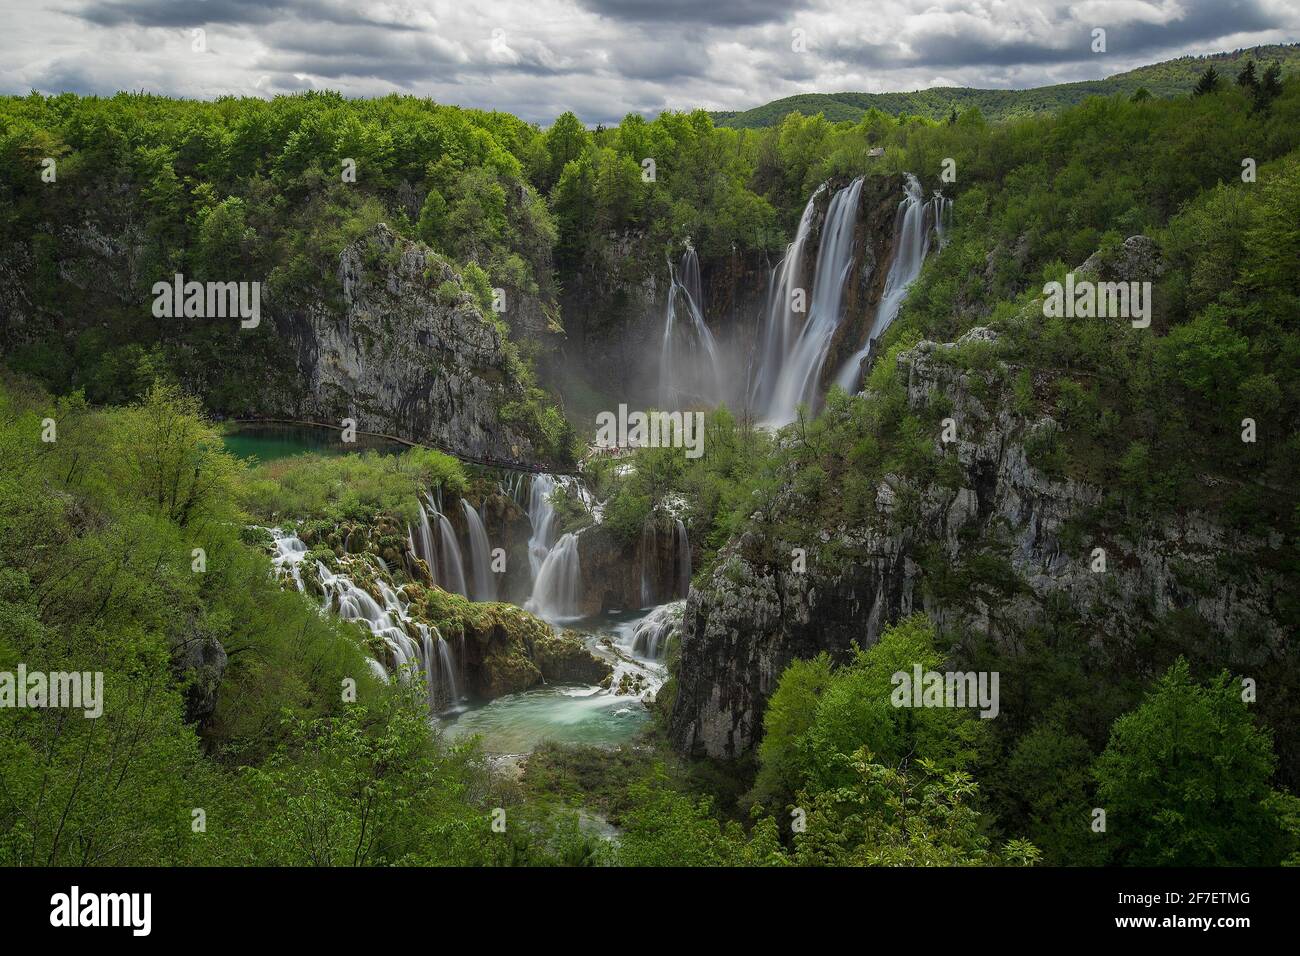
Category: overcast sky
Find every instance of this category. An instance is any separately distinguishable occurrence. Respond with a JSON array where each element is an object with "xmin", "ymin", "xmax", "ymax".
[{"xmin": 1, "ymin": 0, "xmax": 1297, "ymax": 125}]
